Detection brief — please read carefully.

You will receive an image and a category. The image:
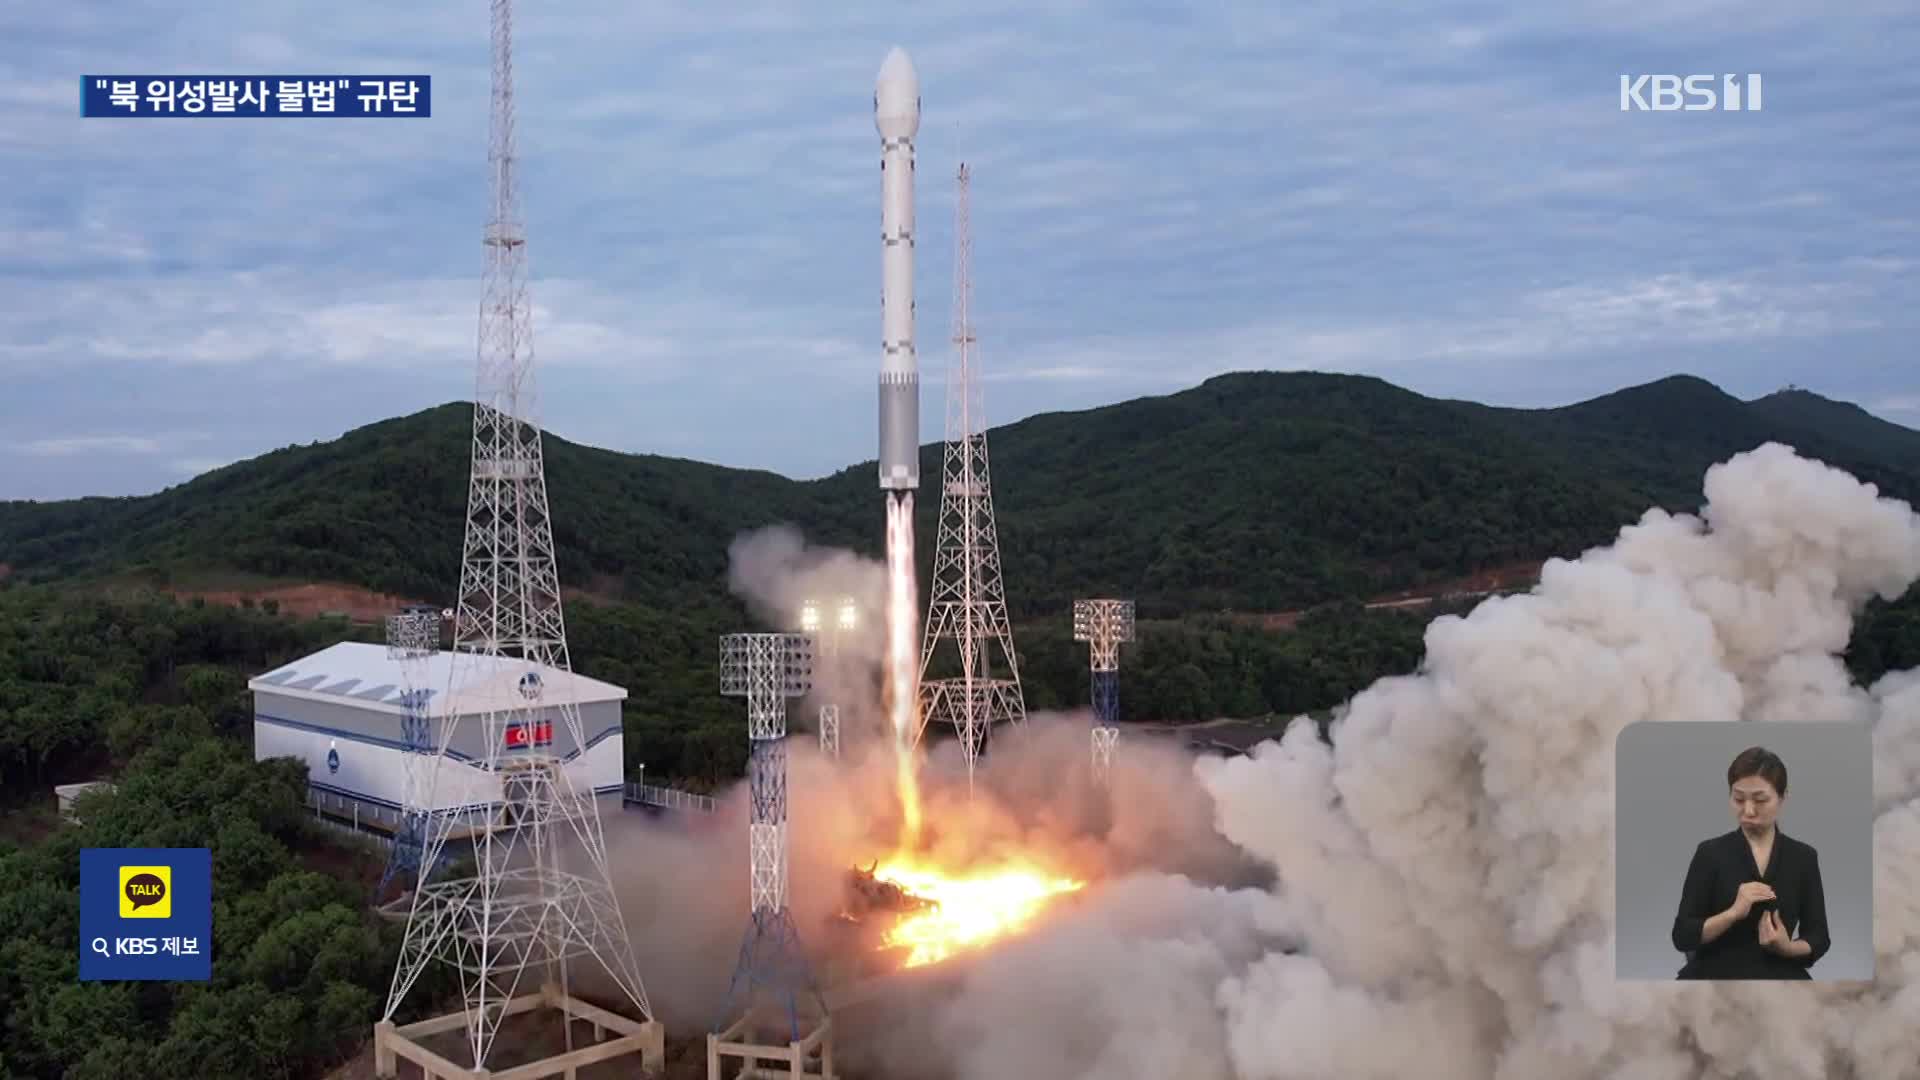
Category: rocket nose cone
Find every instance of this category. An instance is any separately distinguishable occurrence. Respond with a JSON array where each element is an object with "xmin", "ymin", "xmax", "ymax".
[
  {"xmin": 876, "ymin": 47, "xmax": 917, "ymax": 93},
  {"xmin": 875, "ymin": 46, "xmax": 920, "ymax": 137}
]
